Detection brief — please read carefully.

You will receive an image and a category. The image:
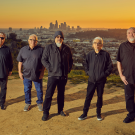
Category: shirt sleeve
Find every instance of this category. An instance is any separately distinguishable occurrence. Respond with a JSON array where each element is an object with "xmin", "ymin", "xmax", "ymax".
[
  {"xmin": 17, "ymin": 49, "xmax": 23, "ymax": 62},
  {"xmin": 116, "ymin": 45, "xmax": 121, "ymax": 62}
]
